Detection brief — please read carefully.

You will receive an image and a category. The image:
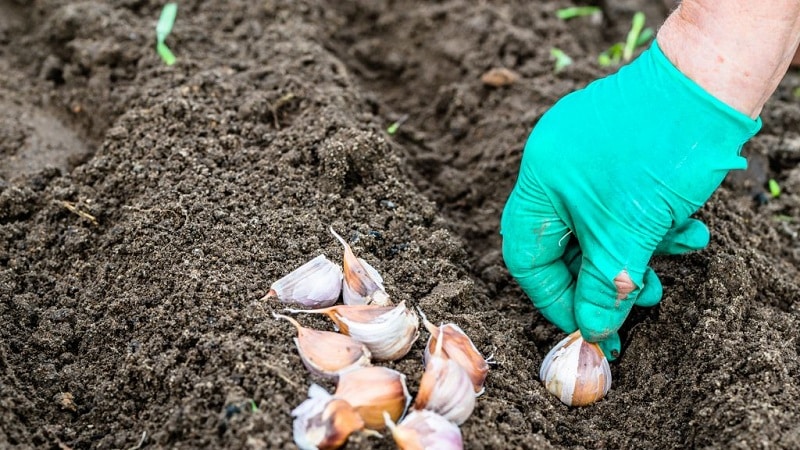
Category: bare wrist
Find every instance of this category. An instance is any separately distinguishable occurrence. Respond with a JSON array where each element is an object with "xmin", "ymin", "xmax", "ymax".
[{"xmin": 657, "ymin": 0, "xmax": 800, "ymax": 119}]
